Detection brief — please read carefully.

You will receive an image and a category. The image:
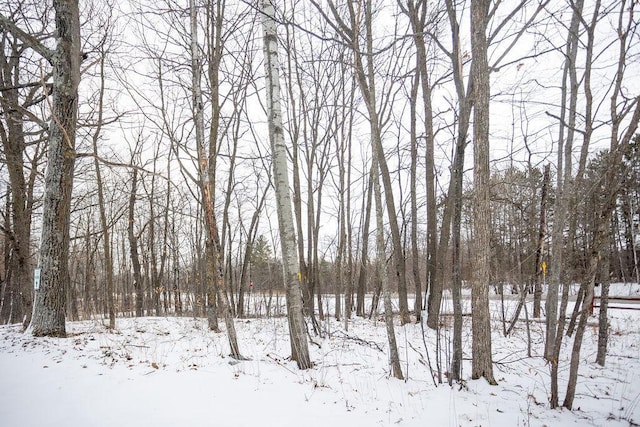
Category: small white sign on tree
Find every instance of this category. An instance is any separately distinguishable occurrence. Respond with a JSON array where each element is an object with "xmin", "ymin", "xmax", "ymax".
[{"xmin": 34, "ymin": 268, "xmax": 41, "ymax": 290}]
